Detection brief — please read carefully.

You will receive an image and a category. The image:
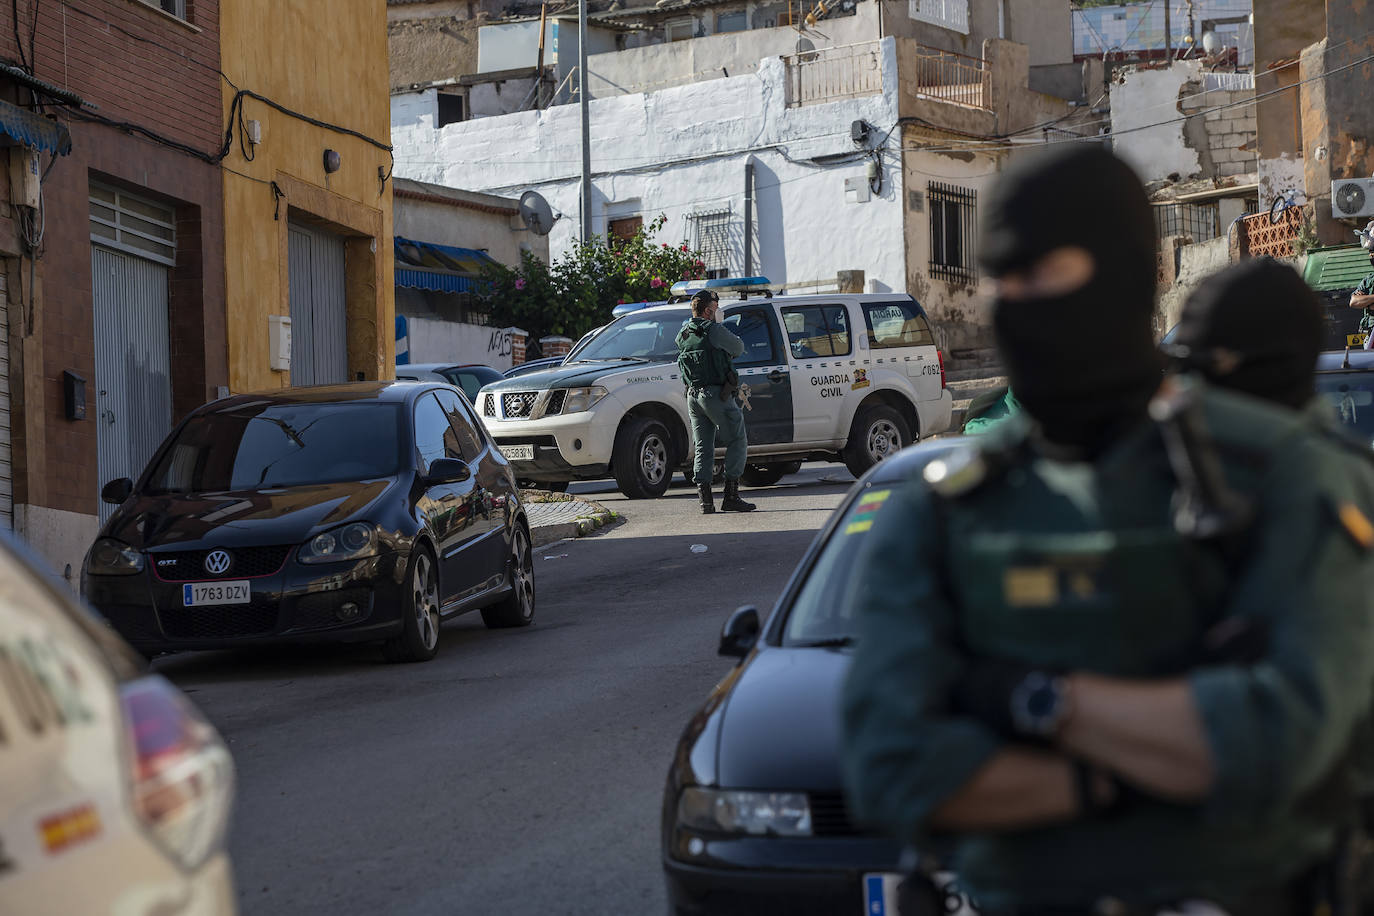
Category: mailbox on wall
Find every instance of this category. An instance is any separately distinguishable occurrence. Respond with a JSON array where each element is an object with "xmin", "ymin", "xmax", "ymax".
[{"xmin": 62, "ymin": 370, "xmax": 86, "ymax": 420}]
